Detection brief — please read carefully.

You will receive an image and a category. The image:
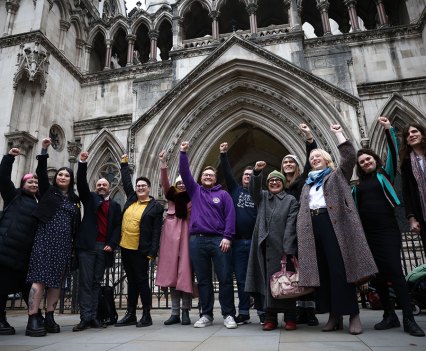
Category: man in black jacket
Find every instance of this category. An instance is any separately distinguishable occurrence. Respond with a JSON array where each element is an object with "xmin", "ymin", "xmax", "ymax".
[
  {"xmin": 114, "ymin": 154, "xmax": 163, "ymax": 328},
  {"xmin": 73, "ymin": 151, "xmax": 122, "ymax": 332}
]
